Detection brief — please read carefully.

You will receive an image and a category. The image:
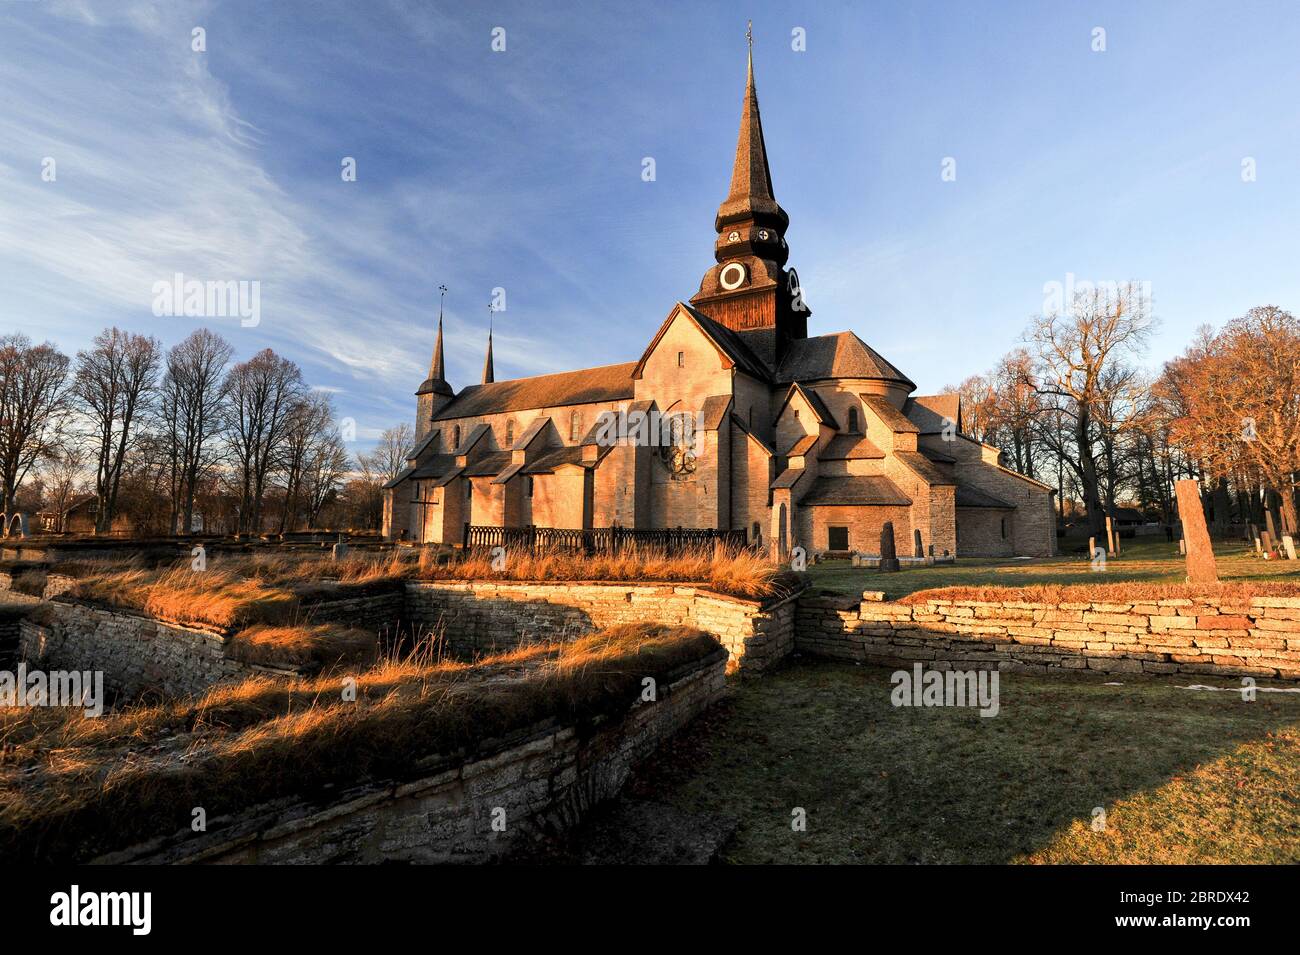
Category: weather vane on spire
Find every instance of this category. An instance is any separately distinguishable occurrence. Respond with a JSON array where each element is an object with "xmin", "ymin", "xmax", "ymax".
[
  {"xmin": 438, "ymin": 284, "xmax": 447, "ymax": 319},
  {"xmin": 746, "ymin": 20, "xmax": 752, "ymax": 50}
]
